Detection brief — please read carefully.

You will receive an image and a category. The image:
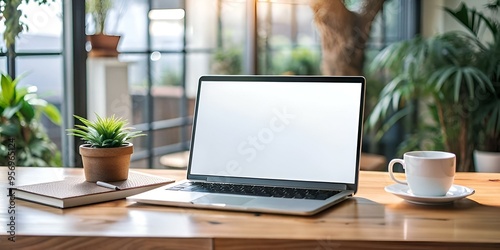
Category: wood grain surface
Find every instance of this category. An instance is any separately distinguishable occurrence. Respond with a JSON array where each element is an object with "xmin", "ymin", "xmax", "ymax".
[{"xmin": 1, "ymin": 167, "xmax": 499, "ymax": 250}]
